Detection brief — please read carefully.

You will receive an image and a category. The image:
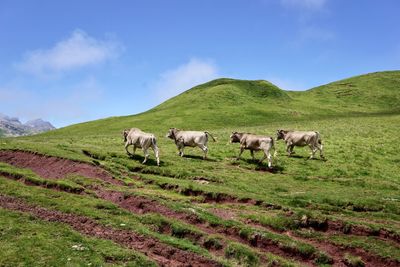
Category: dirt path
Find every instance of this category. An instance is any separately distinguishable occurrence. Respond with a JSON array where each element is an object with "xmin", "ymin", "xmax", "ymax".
[
  {"xmin": 245, "ymin": 217, "xmax": 400, "ymax": 267},
  {"xmin": 96, "ymin": 189, "xmax": 316, "ymax": 266},
  {"xmin": 0, "ymin": 150, "xmax": 122, "ymax": 185},
  {"xmin": 0, "ymin": 194, "xmax": 221, "ymax": 267}
]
